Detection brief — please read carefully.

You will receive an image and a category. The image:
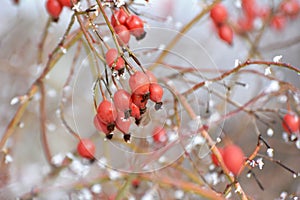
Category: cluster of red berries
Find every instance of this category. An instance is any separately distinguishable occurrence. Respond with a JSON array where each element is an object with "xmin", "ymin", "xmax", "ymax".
[
  {"xmin": 210, "ymin": 3, "xmax": 233, "ymax": 45},
  {"xmin": 282, "ymin": 112, "xmax": 300, "ymax": 136},
  {"xmin": 110, "ymin": 7, "xmax": 146, "ymax": 46},
  {"xmin": 211, "ymin": 144, "xmax": 245, "ymax": 176},
  {"xmin": 210, "ymin": 0, "xmax": 300, "ymax": 45},
  {"xmin": 46, "ymin": 0, "xmax": 76, "ymax": 20},
  {"xmin": 94, "ymin": 70, "xmax": 164, "ymax": 143},
  {"xmin": 237, "ymin": 0, "xmax": 300, "ymax": 32}
]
